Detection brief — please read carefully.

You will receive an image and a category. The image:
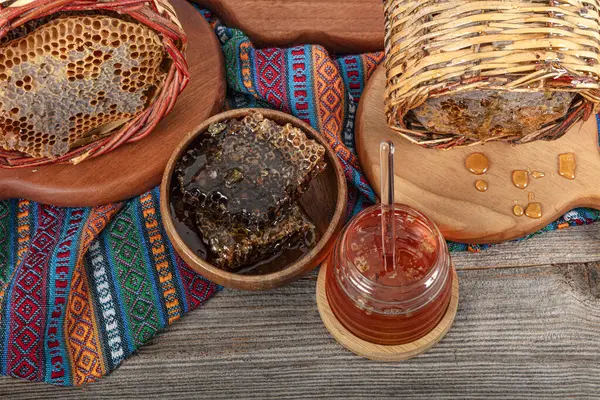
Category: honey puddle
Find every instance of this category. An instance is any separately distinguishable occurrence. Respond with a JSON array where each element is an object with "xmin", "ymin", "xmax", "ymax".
[
  {"xmin": 512, "ymin": 170, "xmax": 528, "ymax": 189},
  {"xmin": 525, "ymin": 202, "xmax": 542, "ymax": 219},
  {"xmin": 514, "ymin": 202, "xmax": 542, "ymax": 219},
  {"xmin": 531, "ymin": 171, "xmax": 545, "ymax": 179},
  {"xmin": 558, "ymin": 153, "xmax": 576, "ymax": 180},
  {"xmin": 465, "ymin": 153, "xmax": 489, "ymax": 175},
  {"xmin": 475, "ymin": 180, "xmax": 488, "ymax": 192}
]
